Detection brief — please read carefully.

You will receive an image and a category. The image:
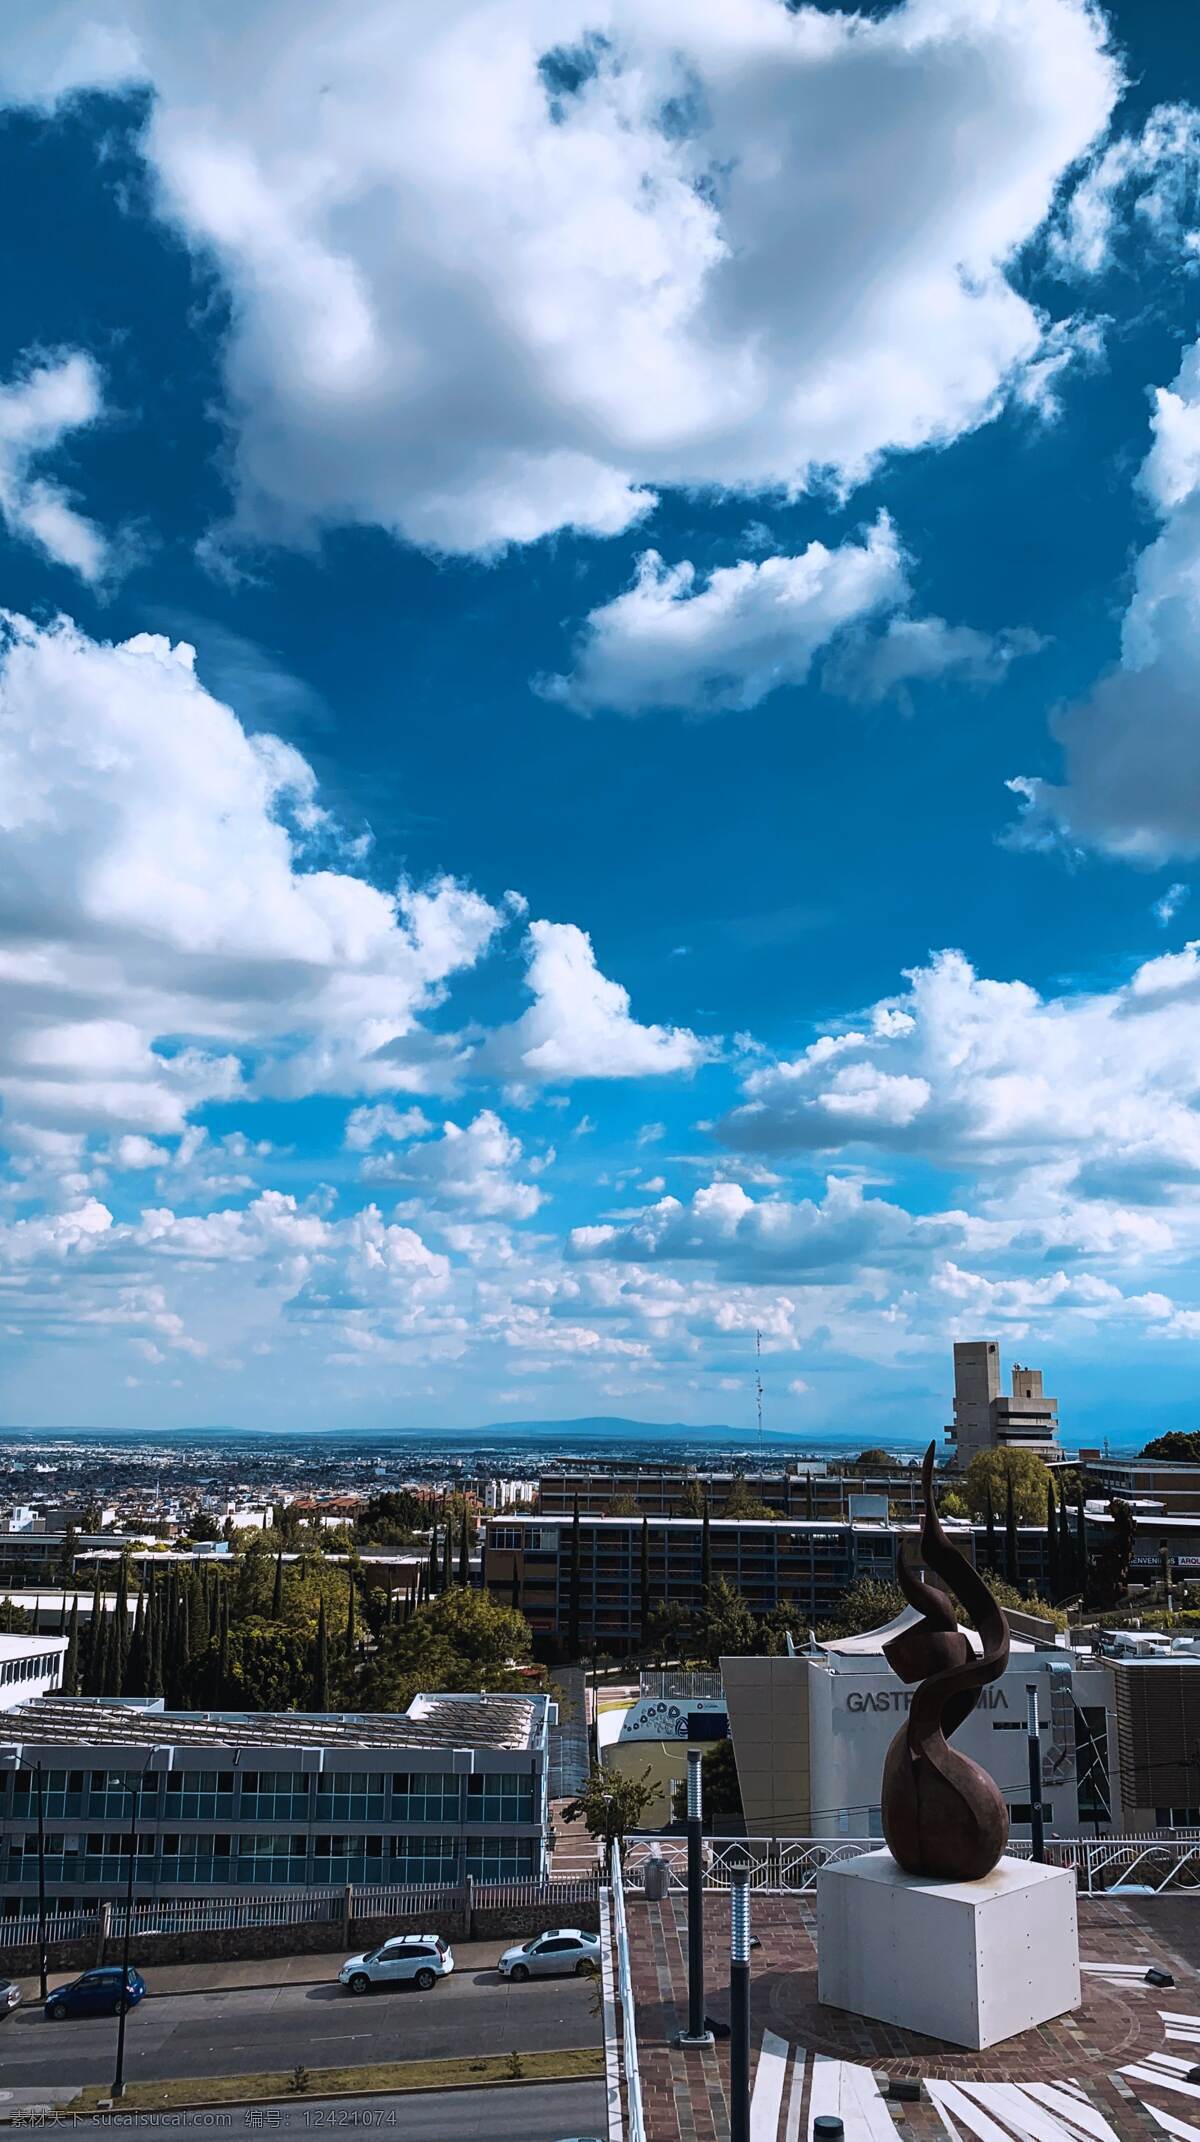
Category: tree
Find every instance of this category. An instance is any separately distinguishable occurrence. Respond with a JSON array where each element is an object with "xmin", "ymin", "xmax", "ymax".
[
  {"xmin": 804, "ymin": 1474, "xmax": 816, "ymax": 1521},
  {"xmin": 1092, "ymin": 1498, "xmax": 1136, "ymax": 1607},
  {"xmin": 721, "ymin": 1478, "xmax": 776, "ymax": 1520},
  {"xmin": 427, "ymin": 1523, "xmax": 440, "ymax": 1598},
  {"xmin": 56, "ymin": 1525, "xmax": 79, "ymax": 1586},
  {"xmin": 441, "ymin": 1519, "xmax": 453, "ymax": 1595},
  {"xmin": 696, "ymin": 1576, "xmax": 756, "ymax": 1664},
  {"xmin": 816, "ymin": 1578, "xmax": 906, "ymax": 1641},
  {"xmin": 963, "ymin": 1448, "xmax": 1052, "ymax": 1526},
  {"xmin": 567, "ymin": 1498, "xmax": 581, "ymax": 1660},
  {"xmin": 186, "ymin": 1510, "xmax": 223, "ymax": 1543},
  {"xmin": 605, "ymin": 1494, "xmax": 640, "ymax": 1517},
  {"xmin": 62, "ymin": 1596, "xmax": 79, "ymax": 1696},
  {"xmin": 457, "ymin": 1509, "xmax": 470, "ymax": 1588},
  {"xmin": 310, "ymin": 1596, "xmax": 330, "ymax": 1712},
  {"xmin": 979, "ymin": 1577, "xmax": 1068, "ymax": 1633},
  {"xmin": 1058, "ymin": 1490, "xmax": 1075, "ymax": 1596},
  {"xmin": 1142, "ymin": 1432, "xmax": 1200, "ymax": 1463},
  {"xmin": 1046, "ymin": 1480, "xmax": 1060, "ymax": 1600},
  {"xmin": 984, "ymin": 1488, "xmax": 997, "ymax": 1573},
  {"xmin": 671, "ymin": 1739, "xmax": 743, "ymax": 1824},
  {"xmin": 272, "ymin": 1553, "xmax": 284, "ymax": 1618},
  {"xmin": 357, "ymin": 1587, "xmax": 537, "ymax": 1713},
  {"xmin": 1004, "ymin": 1474, "xmax": 1019, "ymax": 1588},
  {"xmin": 562, "ymin": 1762, "xmax": 656, "ymax": 1866},
  {"xmin": 700, "ymin": 1497, "xmax": 712, "ymax": 1594},
  {"xmin": 848, "ymin": 1448, "xmax": 894, "ymax": 1471},
  {"xmin": 345, "ymin": 1574, "xmax": 357, "ymax": 1658},
  {"xmin": 1075, "ymin": 1495, "xmax": 1089, "ymax": 1606},
  {"xmin": 678, "ymin": 1478, "xmax": 707, "ymax": 1518},
  {"xmin": 639, "ymin": 1516, "xmax": 650, "ymax": 1654}
]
